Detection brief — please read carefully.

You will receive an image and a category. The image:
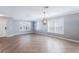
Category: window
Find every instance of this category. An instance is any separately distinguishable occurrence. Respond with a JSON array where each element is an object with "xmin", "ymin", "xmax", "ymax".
[{"xmin": 48, "ymin": 17, "xmax": 64, "ymax": 34}]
